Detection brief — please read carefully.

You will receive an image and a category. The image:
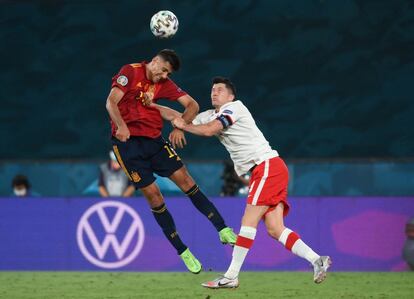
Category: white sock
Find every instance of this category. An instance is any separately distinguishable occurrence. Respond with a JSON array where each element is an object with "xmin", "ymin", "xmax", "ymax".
[
  {"xmin": 278, "ymin": 228, "xmax": 319, "ymax": 264},
  {"xmin": 224, "ymin": 226, "xmax": 256, "ymax": 279}
]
